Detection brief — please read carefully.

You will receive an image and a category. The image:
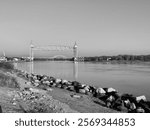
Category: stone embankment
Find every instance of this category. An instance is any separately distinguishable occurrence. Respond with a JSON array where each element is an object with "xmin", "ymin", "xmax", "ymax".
[{"xmin": 14, "ymin": 69, "xmax": 150, "ymax": 113}]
